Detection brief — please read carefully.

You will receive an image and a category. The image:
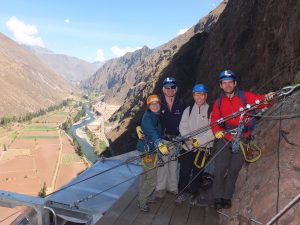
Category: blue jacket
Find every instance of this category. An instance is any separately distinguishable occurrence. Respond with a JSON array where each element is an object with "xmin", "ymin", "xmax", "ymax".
[
  {"xmin": 160, "ymin": 95, "xmax": 186, "ymax": 138},
  {"xmin": 136, "ymin": 109, "xmax": 162, "ymax": 153}
]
